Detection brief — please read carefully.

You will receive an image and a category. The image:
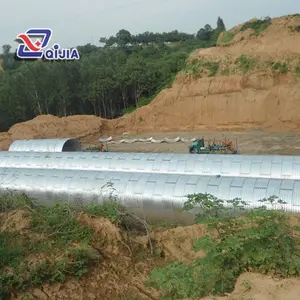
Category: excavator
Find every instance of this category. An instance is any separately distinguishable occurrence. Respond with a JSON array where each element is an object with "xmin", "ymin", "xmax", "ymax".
[{"xmin": 188, "ymin": 137, "xmax": 238, "ymax": 154}]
